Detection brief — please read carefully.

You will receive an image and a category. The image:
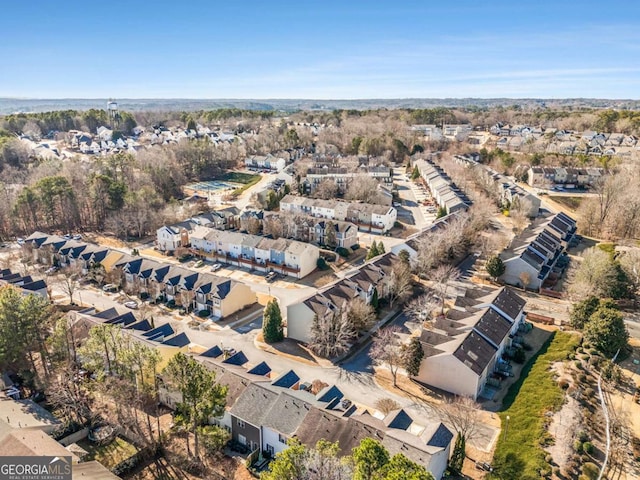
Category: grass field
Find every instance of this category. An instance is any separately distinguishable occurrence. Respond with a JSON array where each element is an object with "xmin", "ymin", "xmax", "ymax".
[
  {"xmin": 492, "ymin": 331, "xmax": 580, "ymax": 479},
  {"xmin": 77, "ymin": 436, "xmax": 138, "ymax": 469},
  {"xmin": 547, "ymin": 195, "xmax": 583, "ymax": 212},
  {"xmin": 219, "ymin": 172, "xmax": 261, "ymax": 185}
]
